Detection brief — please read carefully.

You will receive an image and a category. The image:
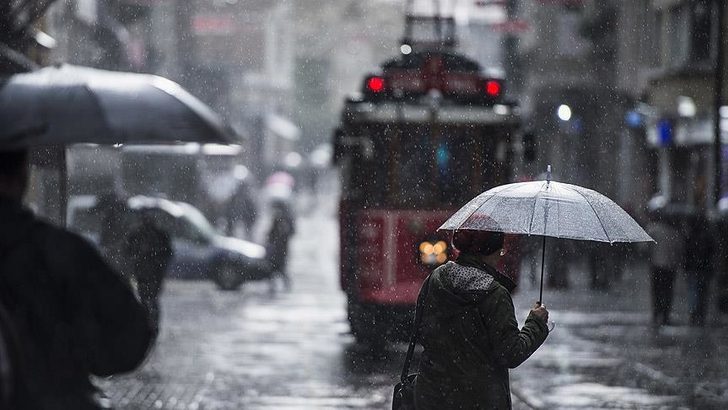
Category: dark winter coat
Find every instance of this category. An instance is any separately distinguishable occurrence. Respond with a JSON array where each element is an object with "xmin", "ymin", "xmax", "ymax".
[
  {"xmin": 125, "ymin": 222, "xmax": 173, "ymax": 279},
  {"xmin": 226, "ymin": 183, "xmax": 258, "ymax": 230},
  {"xmin": 0, "ymin": 197, "xmax": 153, "ymax": 409},
  {"xmin": 266, "ymin": 204, "xmax": 295, "ymax": 272},
  {"xmin": 414, "ymin": 255, "xmax": 549, "ymax": 410},
  {"xmin": 683, "ymin": 216, "xmax": 715, "ymax": 274},
  {"xmin": 125, "ymin": 221, "xmax": 173, "ymax": 333}
]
